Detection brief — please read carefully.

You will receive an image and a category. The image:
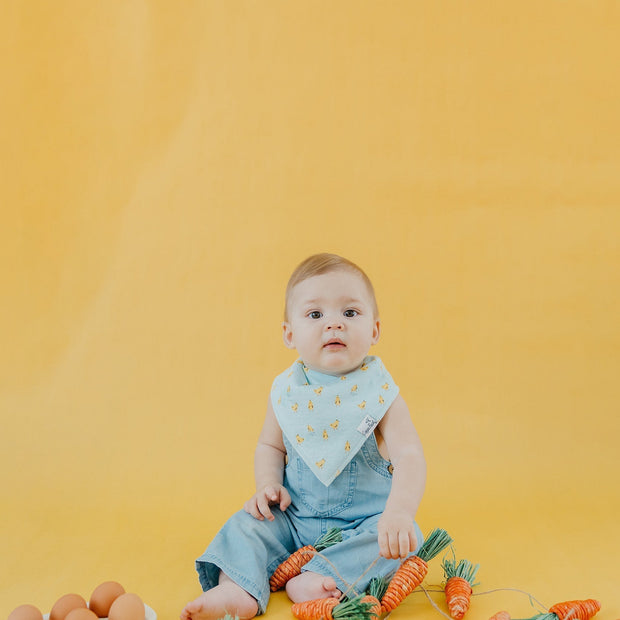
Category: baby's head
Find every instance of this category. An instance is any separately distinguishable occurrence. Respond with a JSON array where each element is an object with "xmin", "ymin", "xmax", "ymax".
[
  {"xmin": 284, "ymin": 253, "xmax": 379, "ymax": 322},
  {"xmin": 283, "ymin": 253, "xmax": 380, "ymax": 375}
]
